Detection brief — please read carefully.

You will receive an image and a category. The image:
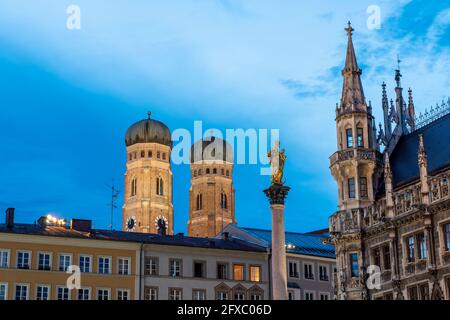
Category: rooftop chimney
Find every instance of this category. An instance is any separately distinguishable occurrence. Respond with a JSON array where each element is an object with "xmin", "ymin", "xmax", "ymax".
[
  {"xmin": 5, "ymin": 208, "xmax": 14, "ymax": 229},
  {"xmin": 70, "ymin": 219, "xmax": 92, "ymax": 232}
]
